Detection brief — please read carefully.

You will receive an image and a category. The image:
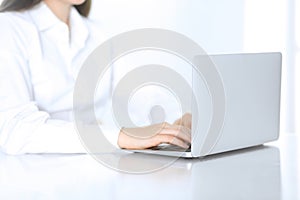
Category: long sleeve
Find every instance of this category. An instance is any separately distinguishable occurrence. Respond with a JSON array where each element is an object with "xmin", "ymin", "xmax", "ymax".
[
  {"xmin": 0, "ymin": 46, "xmax": 87, "ymax": 155},
  {"xmin": 0, "ymin": 105, "xmax": 87, "ymax": 155},
  {"xmin": 0, "ymin": 13, "xmax": 89, "ymax": 155}
]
